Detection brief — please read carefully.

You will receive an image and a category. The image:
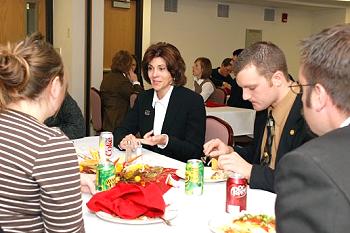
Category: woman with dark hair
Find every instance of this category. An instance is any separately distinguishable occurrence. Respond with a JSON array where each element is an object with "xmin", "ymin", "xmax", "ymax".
[
  {"xmin": 131, "ymin": 54, "xmax": 144, "ymax": 87},
  {"xmin": 0, "ymin": 33, "xmax": 93, "ymax": 232},
  {"xmin": 100, "ymin": 50, "xmax": 143, "ymax": 131},
  {"xmin": 113, "ymin": 42, "xmax": 206, "ymax": 162},
  {"xmin": 193, "ymin": 57, "xmax": 215, "ymax": 102}
]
